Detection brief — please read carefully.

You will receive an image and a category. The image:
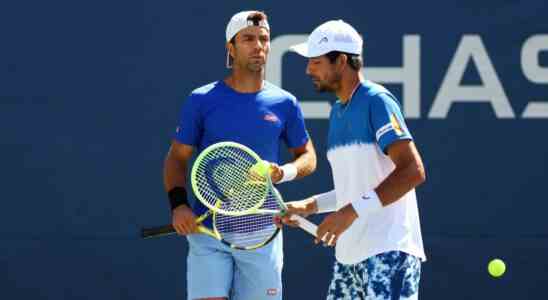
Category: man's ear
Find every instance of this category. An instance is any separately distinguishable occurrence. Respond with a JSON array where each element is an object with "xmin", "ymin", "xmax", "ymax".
[
  {"xmin": 227, "ymin": 42, "xmax": 235, "ymax": 59},
  {"xmin": 336, "ymin": 53, "xmax": 348, "ymax": 71}
]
